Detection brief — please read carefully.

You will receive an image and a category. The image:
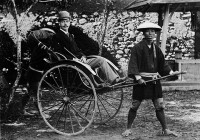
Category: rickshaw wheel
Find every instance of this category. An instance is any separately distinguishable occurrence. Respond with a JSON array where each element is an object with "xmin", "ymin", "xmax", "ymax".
[
  {"xmin": 93, "ymin": 88, "xmax": 124, "ymax": 125},
  {"xmin": 37, "ymin": 63, "xmax": 97, "ymax": 136}
]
